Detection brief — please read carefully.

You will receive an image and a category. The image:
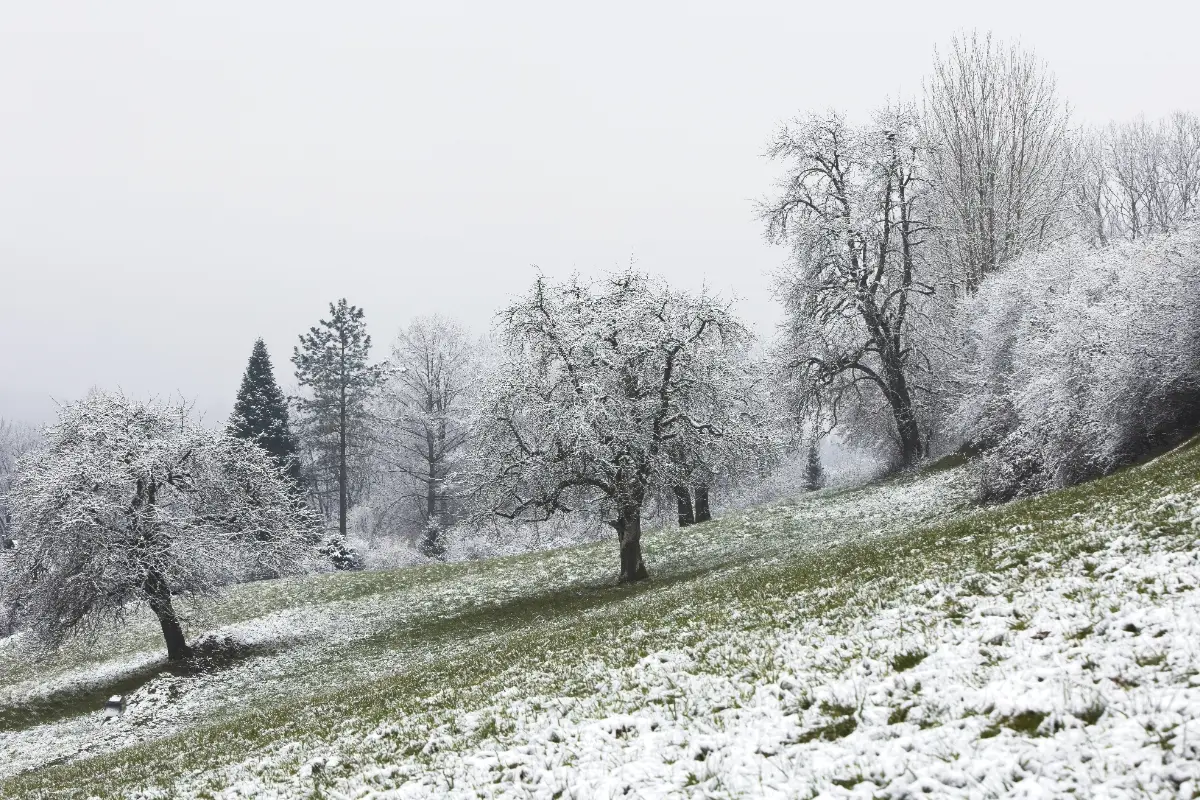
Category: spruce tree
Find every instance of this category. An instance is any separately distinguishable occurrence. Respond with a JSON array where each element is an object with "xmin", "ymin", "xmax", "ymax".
[
  {"xmin": 292, "ymin": 299, "xmax": 387, "ymax": 537},
  {"xmin": 229, "ymin": 339, "xmax": 301, "ymax": 483},
  {"xmin": 804, "ymin": 444, "xmax": 825, "ymax": 491}
]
